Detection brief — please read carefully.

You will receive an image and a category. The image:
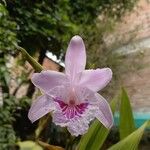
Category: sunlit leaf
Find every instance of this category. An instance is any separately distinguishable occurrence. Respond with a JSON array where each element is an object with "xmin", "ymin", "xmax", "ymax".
[
  {"xmin": 78, "ymin": 97, "xmax": 118, "ymax": 150},
  {"xmin": 17, "ymin": 141, "xmax": 43, "ymax": 150},
  {"xmin": 108, "ymin": 121, "xmax": 150, "ymax": 150},
  {"xmin": 119, "ymin": 87, "xmax": 135, "ymax": 140}
]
